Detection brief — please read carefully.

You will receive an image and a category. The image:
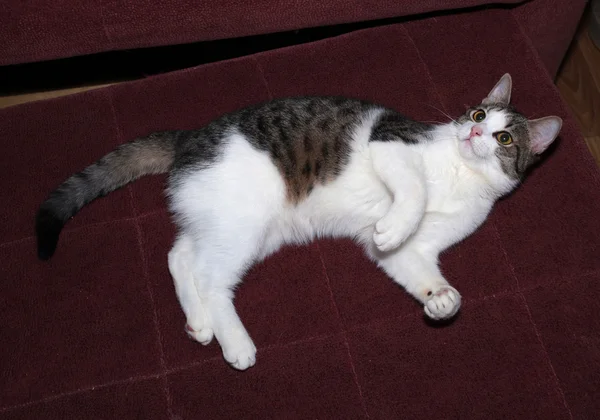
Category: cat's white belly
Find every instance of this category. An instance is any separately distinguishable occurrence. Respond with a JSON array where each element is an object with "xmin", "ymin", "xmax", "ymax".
[{"xmin": 258, "ymin": 143, "xmax": 392, "ymax": 258}]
